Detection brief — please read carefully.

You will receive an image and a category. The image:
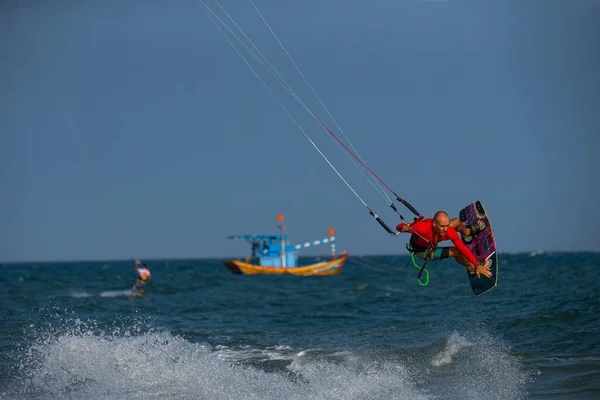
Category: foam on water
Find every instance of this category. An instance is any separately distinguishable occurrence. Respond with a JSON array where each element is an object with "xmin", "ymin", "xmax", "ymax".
[
  {"xmin": 5, "ymin": 326, "xmax": 529, "ymax": 400},
  {"xmin": 431, "ymin": 332, "xmax": 471, "ymax": 367},
  {"xmin": 68, "ymin": 290, "xmax": 131, "ymax": 298},
  {"xmin": 425, "ymin": 326, "xmax": 530, "ymax": 400},
  {"xmin": 70, "ymin": 291, "xmax": 93, "ymax": 298},
  {"xmin": 4, "ymin": 317, "xmax": 432, "ymax": 400},
  {"xmin": 99, "ymin": 290, "xmax": 133, "ymax": 298}
]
